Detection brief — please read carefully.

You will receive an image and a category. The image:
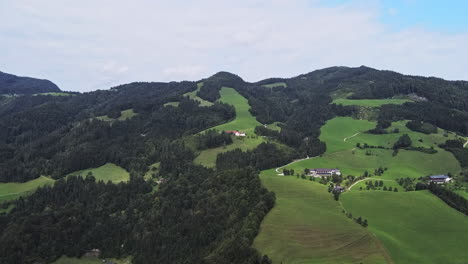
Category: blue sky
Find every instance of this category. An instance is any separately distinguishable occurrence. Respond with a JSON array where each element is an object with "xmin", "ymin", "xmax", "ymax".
[{"xmin": 0, "ymin": 0, "xmax": 467, "ymax": 92}]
